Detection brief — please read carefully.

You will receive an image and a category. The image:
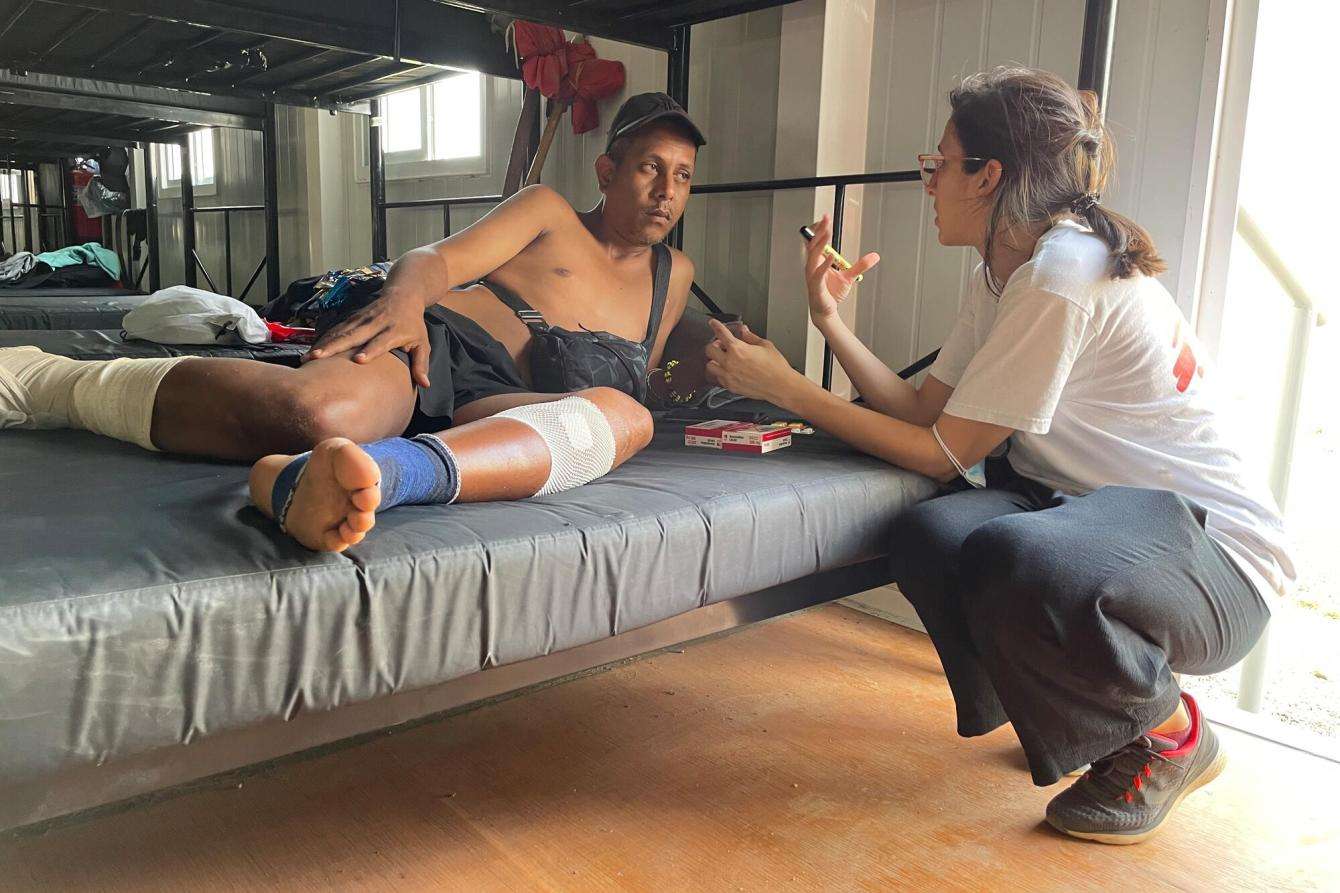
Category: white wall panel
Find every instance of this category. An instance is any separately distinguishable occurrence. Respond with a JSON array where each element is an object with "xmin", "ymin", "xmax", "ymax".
[
  {"xmin": 856, "ymin": 0, "xmax": 1216, "ymax": 377},
  {"xmin": 680, "ymin": 10, "xmax": 783, "ymax": 328}
]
